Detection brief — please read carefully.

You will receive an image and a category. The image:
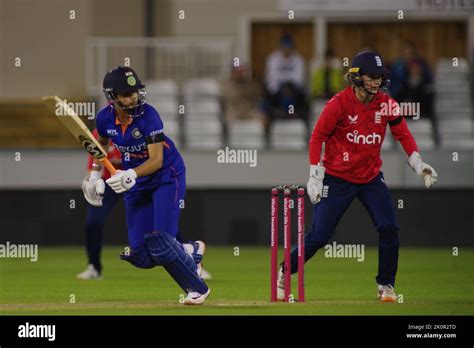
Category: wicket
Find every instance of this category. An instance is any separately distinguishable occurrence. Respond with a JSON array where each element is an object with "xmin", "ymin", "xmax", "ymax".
[{"xmin": 270, "ymin": 185, "xmax": 305, "ymax": 302}]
